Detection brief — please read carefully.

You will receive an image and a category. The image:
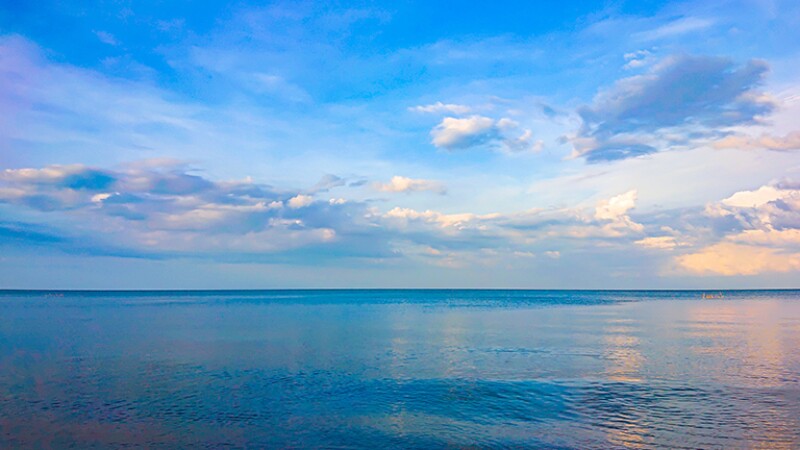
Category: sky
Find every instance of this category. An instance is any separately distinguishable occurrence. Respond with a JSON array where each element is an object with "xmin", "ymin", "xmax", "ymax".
[{"xmin": 1, "ymin": 0, "xmax": 800, "ymax": 289}]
